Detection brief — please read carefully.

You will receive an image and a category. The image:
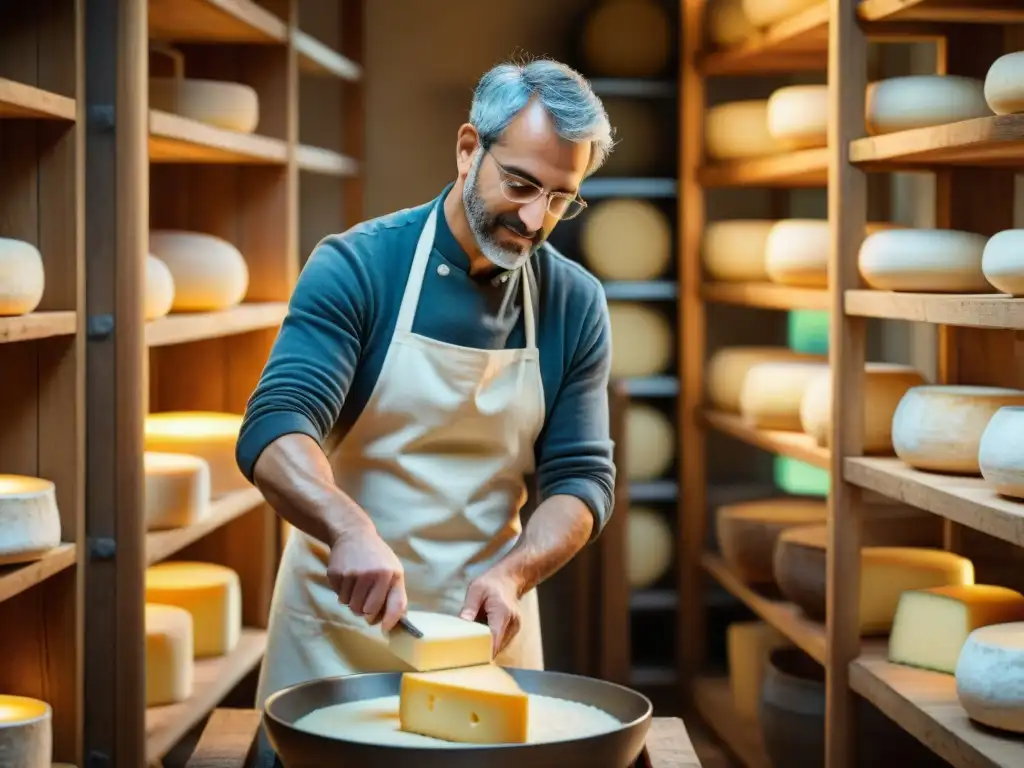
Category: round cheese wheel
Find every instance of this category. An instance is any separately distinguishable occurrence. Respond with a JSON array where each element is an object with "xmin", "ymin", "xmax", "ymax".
[
  {"xmin": 956, "ymin": 622, "xmax": 1024, "ymax": 734},
  {"xmin": 707, "ymin": 0, "xmax": 757, "ymax": 46},
  {"xmin": 984, "ymin": 51, "xmax": 1024, "ymax": 116},
  {"xmin": 765, "ymin": 220, "xmax": 903, "ymax": 288},
  {"xmin": 581, "ymin": 0, "xmax": 672, "ymax": 78},
  {"xmin": 626, "ymin": 403, "xmax": 675, "ymax": 481},
  {"xmin": 766, "ymin": 85, "xmax": 828, "ymax": 150},
  {"xmin": 799, "ymin": 363, "xmax": 926, "ymax": 453},
  {"xmin": 145, "ymin": 603, "xmax": 195, "ymax": 706},
  {"xmin": 705, "ymin": 100, "xmax": 779, "ymax": 160},
  {"xmin": 599, "ymin": 98, "xmax": 663, "ymax": 176},
  {"xmin": 145, "ymin": 561, "xmax": 242, "ymax": 658},
  {"xmin": 0, "ymin": 695, "xmax": 51, "ymax": 768},
  {"xmin": 580, "ymin": 199, "xmax": 671, "ymax": 281},
  {"xmin": 144, "ymin": 452, "xmax": 212, "ymax": 531},
  {"xmin": 627, "ymin": 507, "xmax": 673, "ymax": 588},
  {"xmin": 149, "ymin": 77, "xmax": 259, "ymax": 133},
  {"xmin": 0, "ymin": 238, "xmax": 45, "ymax": 317},
  {"xmin": 149, "ymin": 231, "xmax": 249, "ymax": 312},
  {"xmin": 702, "ymin": 220, "xmax": 774, "ymax": 282},
  {"xmin": 858, "ymin": 229, "xmax": 992, "ymax": 293},
  {"xmin": 145, "ymin": 254, "xmax": 175, "ymax": 321},
  {"xmin": 892, "ymin": 385, "xmax": 1024, "ymax": 475},
  {"xmin": 144, "ymin": 411, "xmax": 248, "ymax": 497},
  {"xmin": 608, "ymin": 302, "xmax": 673, "ymax": 378},
  {"xmin": 707, "ymin": 346, "xmax": 826, "ymax": 412},
  {"xmin": 741, "ymin": 0, "xmax": 819, "ymax": 27},
  {"xmin": 979, "ymin": 406, "xmax": 1024, "ymax": 500},
  {"xmin": 982, "ymin": 229, "xmax": 1024, "ymax": 296},
  {"xmin": 865, "ymin": 76, "xmax": 991, "ymax": 136},
  {"xmin": 739, "ymin": 360, "xmax": 830, "ymax": 430},
  {"xmin": 0, "ymin": 475, "xmax": 61, "ymax": 565}
]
